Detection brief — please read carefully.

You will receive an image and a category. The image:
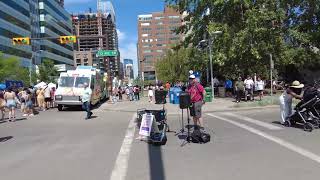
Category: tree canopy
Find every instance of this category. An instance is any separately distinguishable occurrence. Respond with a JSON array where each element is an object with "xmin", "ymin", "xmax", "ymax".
[
  {"xmin": 0, "ymin": 53, "xmax": 33, "ymax": 85},
  {"xmin": 161, "ymin": 0, "xmax": 320, "ymax": 81},
  {"xmin": 37, "ymin": 59, "xmax": 59, "ymax": 83}
]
